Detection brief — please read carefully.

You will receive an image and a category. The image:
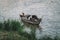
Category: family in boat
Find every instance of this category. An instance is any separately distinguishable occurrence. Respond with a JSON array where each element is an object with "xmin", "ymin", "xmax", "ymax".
[{"xmin": 20, "ymin": 13, "xmax": 42, "ymax": 25}]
